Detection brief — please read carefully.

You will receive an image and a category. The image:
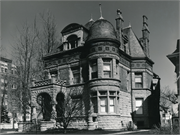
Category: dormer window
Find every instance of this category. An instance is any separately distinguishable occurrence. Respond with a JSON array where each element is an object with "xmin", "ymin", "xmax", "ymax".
[{"xmin": 67, "ymin": 35, "xmax": 79, "ymax": 49}]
